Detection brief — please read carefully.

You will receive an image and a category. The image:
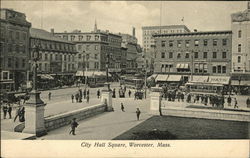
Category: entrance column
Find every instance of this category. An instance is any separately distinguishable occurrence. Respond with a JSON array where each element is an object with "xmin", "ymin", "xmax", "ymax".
[
  {"xmin": 101, "ymin": 83, "xmax": 113, "ymax": 111},
  {"xmin": 150, "ymin": 87, "xmax": 163, "ymax": 115}
]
